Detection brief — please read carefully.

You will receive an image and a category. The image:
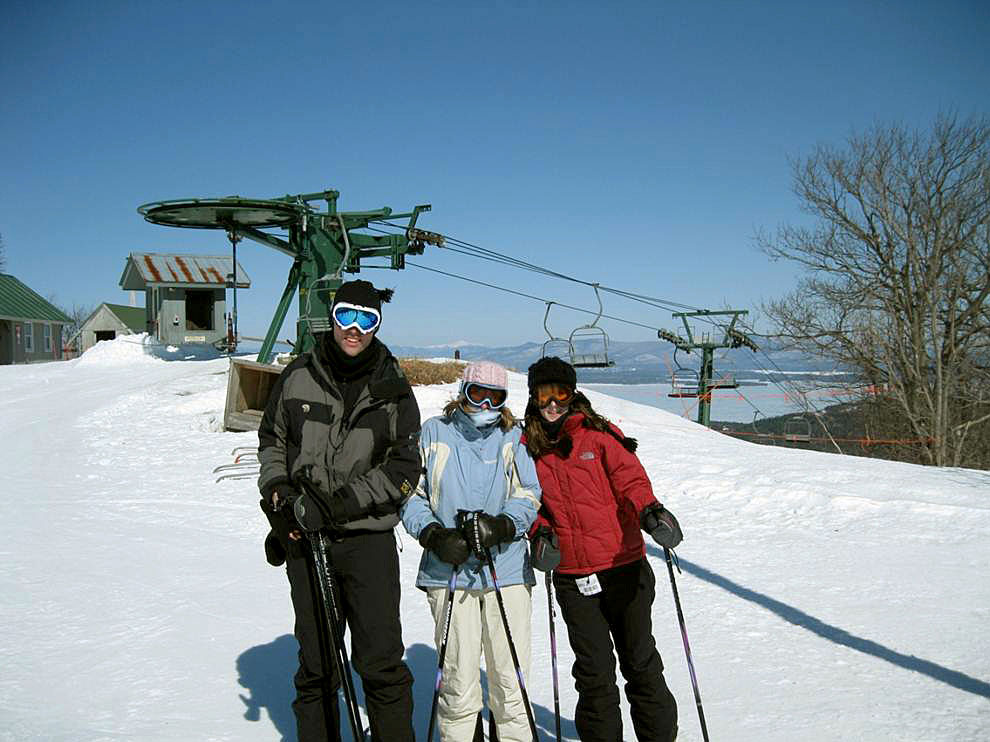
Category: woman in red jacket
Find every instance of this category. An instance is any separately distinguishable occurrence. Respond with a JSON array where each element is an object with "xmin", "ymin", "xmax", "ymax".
[{"xmin": 523, "ymin": 356, "xmax": 682, "ymax": 742}]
